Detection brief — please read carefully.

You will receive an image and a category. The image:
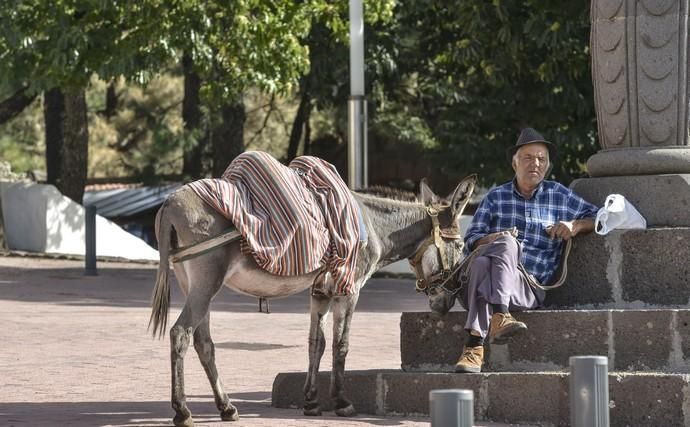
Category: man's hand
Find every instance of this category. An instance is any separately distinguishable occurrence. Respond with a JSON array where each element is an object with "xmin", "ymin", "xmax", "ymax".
[
  {"xmin": 546, "ymin": 218, "xmax": 595, "ymax": 241},
  {"xmin": 473, "ymin": 227, "xmax": 518, "ymax": 250},
  {"xmin": 545, "ymin": 221, "xmax": 575, "ymax": 240}
]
